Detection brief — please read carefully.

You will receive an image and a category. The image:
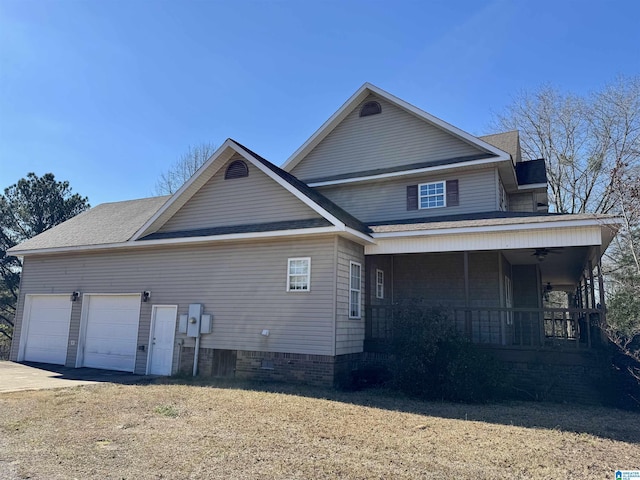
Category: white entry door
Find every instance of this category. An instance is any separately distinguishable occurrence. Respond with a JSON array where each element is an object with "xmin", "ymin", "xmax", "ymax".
[
  {"xmin": 148, "ymin": 305, "xmax": 177, "ymax": 375},
  {"xmin": 21, "ymin": 295, "xmax": 72, "ymax": 365}
]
